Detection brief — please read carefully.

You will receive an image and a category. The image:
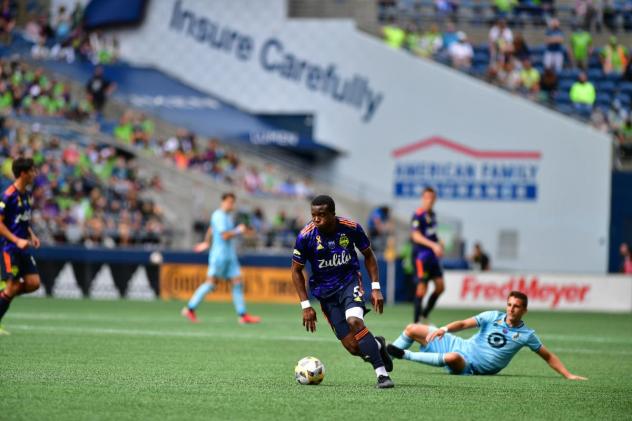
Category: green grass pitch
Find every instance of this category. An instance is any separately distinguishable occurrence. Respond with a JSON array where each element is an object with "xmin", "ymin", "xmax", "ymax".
[{"xmin": 1, "ymin": 298, "xmax": 631, "ymax": 420}]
